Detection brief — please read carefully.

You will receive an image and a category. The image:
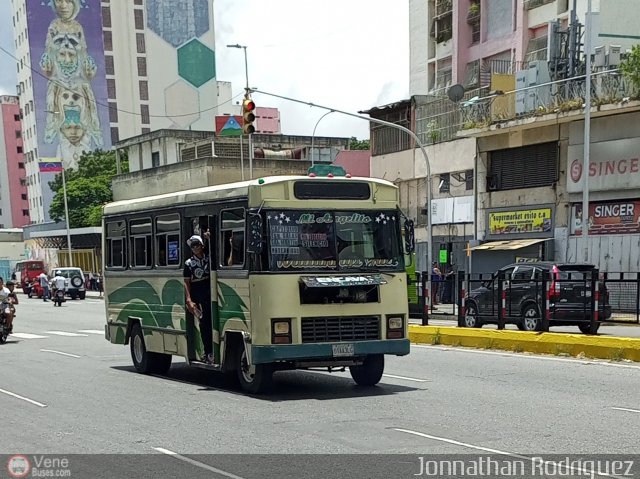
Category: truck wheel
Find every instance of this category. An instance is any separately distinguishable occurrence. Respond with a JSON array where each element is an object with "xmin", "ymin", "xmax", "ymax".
[
  {"xmin": 79, "ymin": 291, "xmax": 86, "ymax": 300},
  {"xmin": 350, "ymin": 354, "xmax": 384, "ymax": 386},
  {"xmin": 130, "ymin": 323, "xmax": 172, "ymax": 375},
  {"xmin": 236, "ymin": 343, "xmax": 273, "ymax": 394},
  {"xmin": 579, "ymin": 323, "xmax": 600, "ymax": 334}
]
